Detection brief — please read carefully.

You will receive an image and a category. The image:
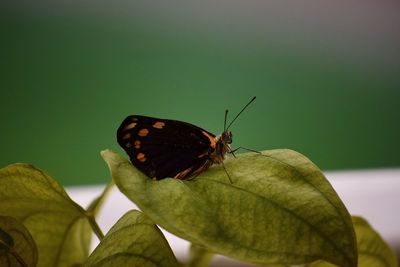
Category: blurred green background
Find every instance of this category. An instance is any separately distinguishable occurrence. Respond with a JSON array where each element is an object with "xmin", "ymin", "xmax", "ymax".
[{"xmin": 1, "ymin": 1, "xmax": 399, "ymax": 186}]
